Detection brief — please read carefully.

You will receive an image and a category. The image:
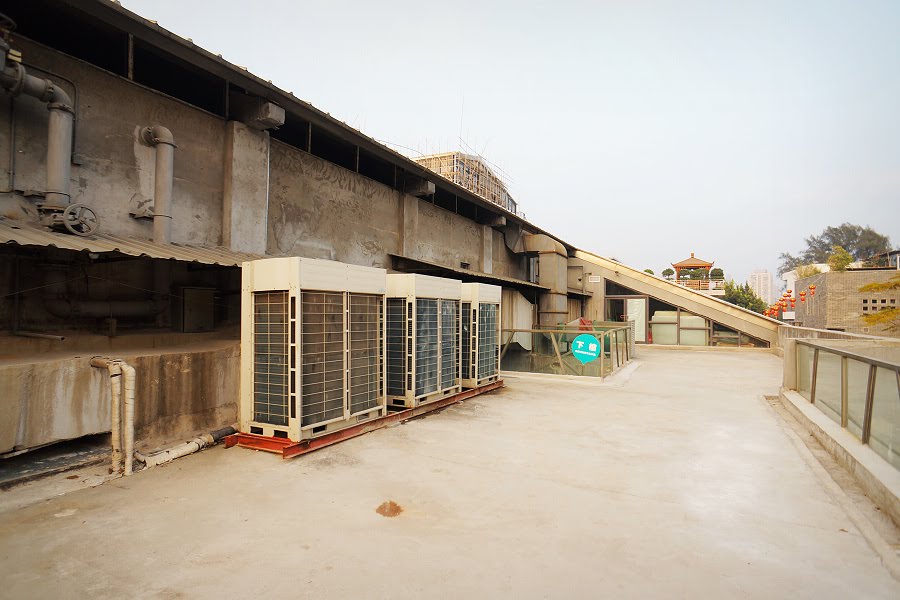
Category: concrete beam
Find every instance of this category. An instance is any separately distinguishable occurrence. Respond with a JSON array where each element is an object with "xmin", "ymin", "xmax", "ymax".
[
  {"xmin": 223, "ymin": 121, "xmax": 269, "ymax": 254},
  {"xmin": 400, "ymin": 195, "xmax": 418, "ymax": 257},
  {"xmin": 401, "ymin": 176, "xmax": 435, "ymax": 198},
  {"xmin": 482, "ymin": 225, "xmax": 493, "ymax": 274},
  {"xmin": 229, "ymin": 94, "xmax": 285, "ymax": 131}
]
